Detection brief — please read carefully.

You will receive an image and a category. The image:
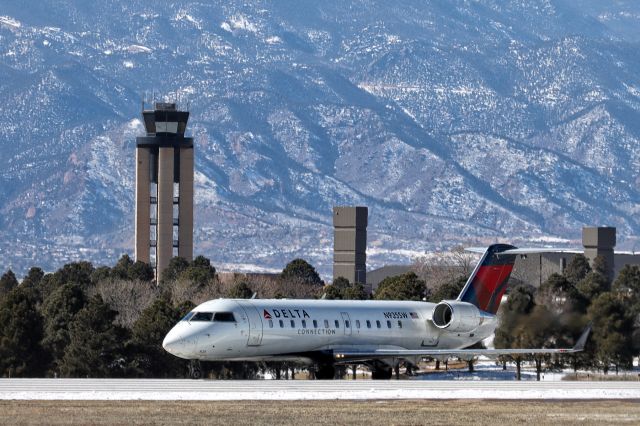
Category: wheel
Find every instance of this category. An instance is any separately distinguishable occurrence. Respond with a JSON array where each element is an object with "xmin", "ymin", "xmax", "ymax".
[
  {"xmin": 371, "ymin": 367, "xmax": 393, "ymax": 380},
  {"xmin": 189, "ymin": 360, "xmax": 202, "ymax": 379},
  {"xmin": 314, "ymin": 364, "xmax": 336, "ymax": 380}
]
